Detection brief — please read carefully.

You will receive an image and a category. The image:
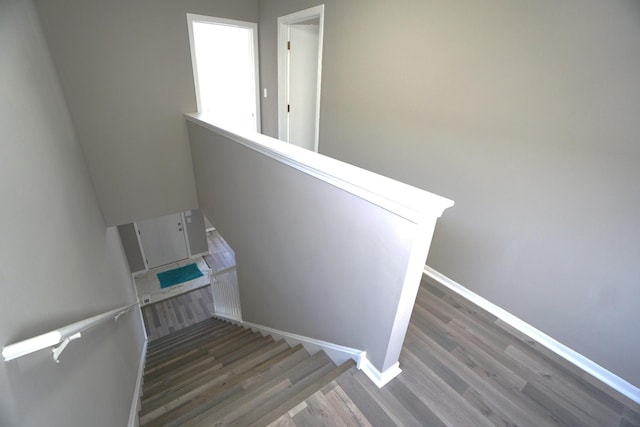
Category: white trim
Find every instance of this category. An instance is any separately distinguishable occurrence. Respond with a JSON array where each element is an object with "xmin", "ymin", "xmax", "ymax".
[
  {"xmin": 359, "ymin": 353, "xmax": 402, "ymax": 388},
  {"xmin": 186, "ymin": 13, "xmax": 261, "ymax": 133},
  {"xmin": 242, "ymin": 320, "xmax": 364, "ymax": 369},
  {"xmin": 132, "ymin": 222, "xmax": 149, "ymax": 272},
  {"xmin": 181, "ymin": 211, "xmax": 193, "ymax": 259},
  {"xmin": 423, "ymin": 266, "xmax": 640, "ymax": 405},
  {"xmin": 213, "ymin": 312, "xmax": 243, "ymax": 324},
  {"xmin": 185, "ymin": 114, "xmax": 454, "ymax": 223},
  {"xmin": 277, "ymin": 5, "xmax": 325, "ymax": 151},
  {"xmin": 128, "ymin": 339, "xmax": 147, "ymax": 427}
]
